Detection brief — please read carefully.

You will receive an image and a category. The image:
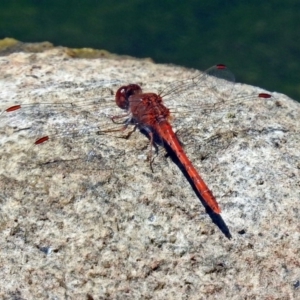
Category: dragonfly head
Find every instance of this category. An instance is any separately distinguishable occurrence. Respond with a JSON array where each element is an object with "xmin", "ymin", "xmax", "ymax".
[{"xmin": 115, "ymin": 84, "xmax": 142, "ymax": 110}]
